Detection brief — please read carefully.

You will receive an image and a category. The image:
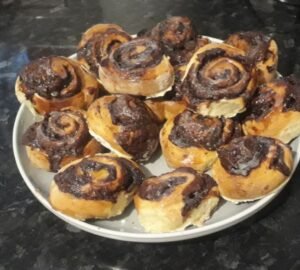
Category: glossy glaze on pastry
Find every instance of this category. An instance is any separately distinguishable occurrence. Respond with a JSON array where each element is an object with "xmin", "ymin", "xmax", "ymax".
[
  {"xmin": 50, "ymin": 154, "xmax": 144, "ymax": 220},
  {"xmin": 134, "ymin": 167, "xmax": 219, "ymax": 233},
  {"xmin": 16, "ymin": 56, "xmax": 100, "ymax": 115},
  {"xmin": 243, "ymin": 75, "xmax": 300, "ymax": 143}
]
